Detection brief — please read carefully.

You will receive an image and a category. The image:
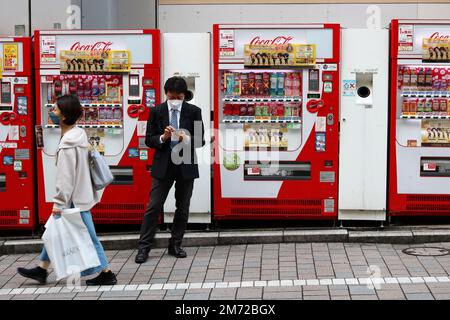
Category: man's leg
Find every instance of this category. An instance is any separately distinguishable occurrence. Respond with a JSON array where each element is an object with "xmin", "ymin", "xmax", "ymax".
[
  {"xmin": 138, "ymin": 176, "xmax": 174, "ymax": 252},
  {"xmin": 170, "ymin": 178, "xmax": 194, "ymax": 248}
]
